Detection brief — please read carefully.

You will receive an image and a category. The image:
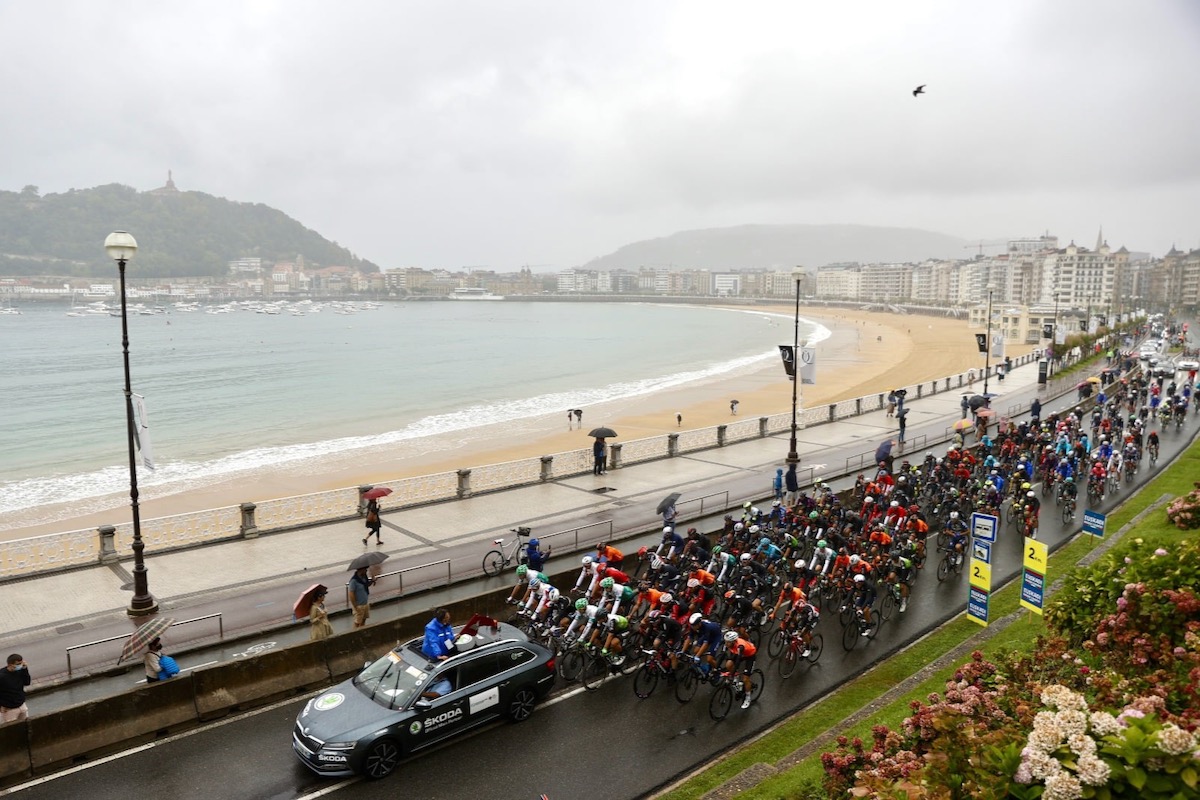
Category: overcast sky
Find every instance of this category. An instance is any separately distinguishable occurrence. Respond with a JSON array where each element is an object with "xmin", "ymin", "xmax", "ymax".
[{"xmin": 3, "ymin": 1, "xmax": 1198, "ymax": 270}]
